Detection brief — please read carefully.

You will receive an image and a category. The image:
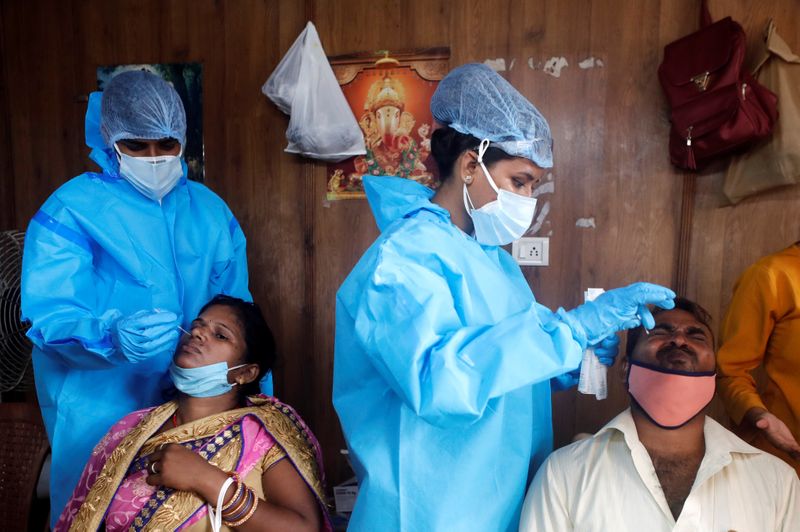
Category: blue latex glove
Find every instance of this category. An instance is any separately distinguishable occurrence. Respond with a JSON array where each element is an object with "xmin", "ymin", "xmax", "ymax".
[
  {"xmin": 592, "ymin": 334, "xmax": 620, "ymax": 367},
  {"xmin": 553, "ymin": 334, "xmax": 620, "ymax": 391},
  {"xmin": 552, "ymin": 368, "xmax": 581, "ymax": 391},
  {"xmin": 559, "ymin": 282, "xmax": 676, "ymax": 348},
  {"xmin": 113, "ymin": 310, "xmax": 180, "ymax": 363}
]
